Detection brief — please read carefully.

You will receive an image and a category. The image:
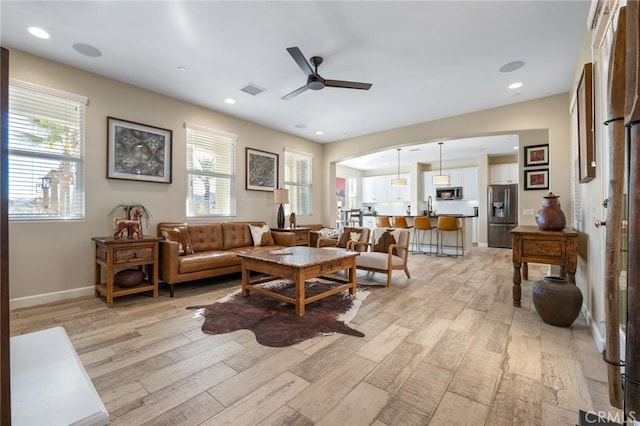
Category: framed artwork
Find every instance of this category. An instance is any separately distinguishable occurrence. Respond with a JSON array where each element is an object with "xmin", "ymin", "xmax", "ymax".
[
  {"xmin": 246, "ymin": 147, "xmax": 278, "ymax": 191},
  {"xmin": 107, "ymin": 117, "xmax": 172, "ymax": 183},
  {"xmin": 577, "ymin": 62, "xmax": 595, "ymax": 183},
  {"xmin": 524, "ymin": 144, "xmax": 549, "ymax": 167},
  {"xmin": 524, "ymin": 168, "xmax": 549, "ymax": 191}
]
